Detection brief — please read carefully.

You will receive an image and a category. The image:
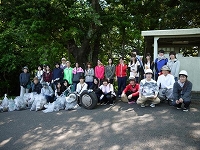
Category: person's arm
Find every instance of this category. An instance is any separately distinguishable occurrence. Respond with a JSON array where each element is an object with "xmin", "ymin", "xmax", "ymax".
[
  {"xmin": 105, "ymin": 66, "xmax": 108, "ymax": 79},
  {"xmin": 182, "ymin": 81, "xmax": 192, "ymax": 100},
  {"xmin": 139, "ymin": 82, "xmax": 143, "ymax": 98},
  {"xmin": 110, "ymin": 65, "xmax": 115, "ymax": 79},
  {"xmin": 154, "ymin": 58, "xmax": 158, "ymax": 73},
  {"xmin": 132, "ymin": 84, "xmax": 139, "ymax": 97},
  {"xmin": 167, "ymin": 76, "xmax": 175, "ymax": 89},
  {"xmin": 175, "ymin": 61, "xmax": 180, "ymax": 77},
  {"xmin": 173, "ymin": 82, "xmax": 179, "ymax": 101}
]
